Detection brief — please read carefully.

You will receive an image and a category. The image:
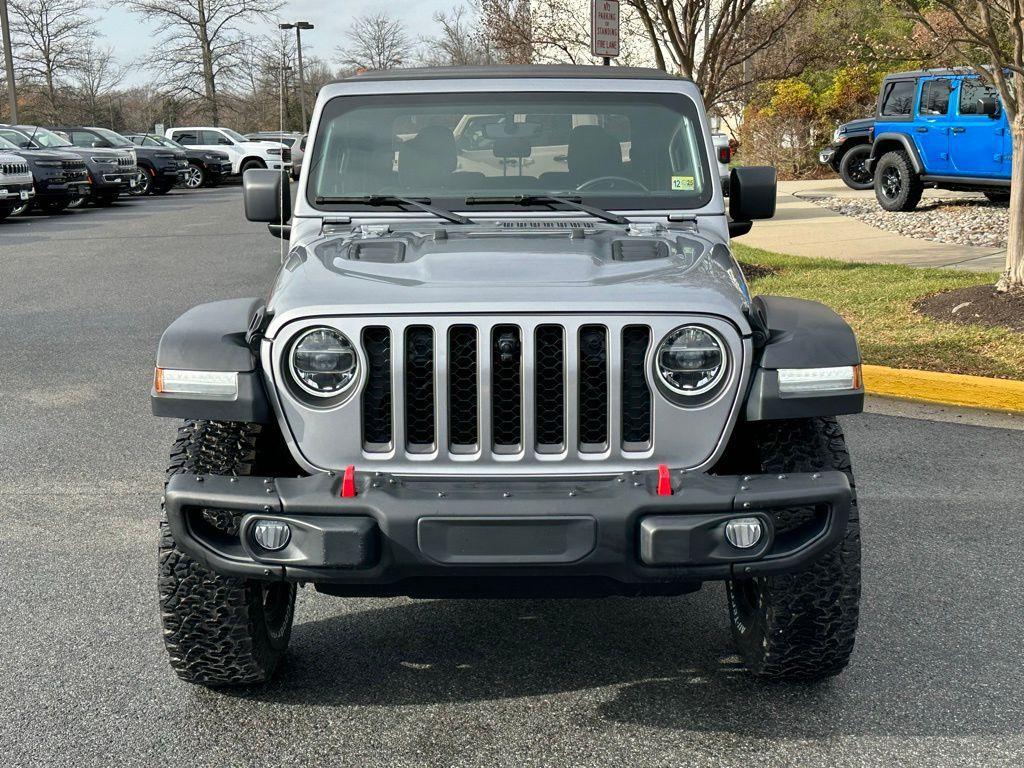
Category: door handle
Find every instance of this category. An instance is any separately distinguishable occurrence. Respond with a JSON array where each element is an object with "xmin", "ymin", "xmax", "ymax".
[
  {"xmin": 952, "ymin": 127, "xmax": 966, "ymax": 134},
  {"xmin": 915, "ymin": 126, "xmax": 929, "ymax": 133}
]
